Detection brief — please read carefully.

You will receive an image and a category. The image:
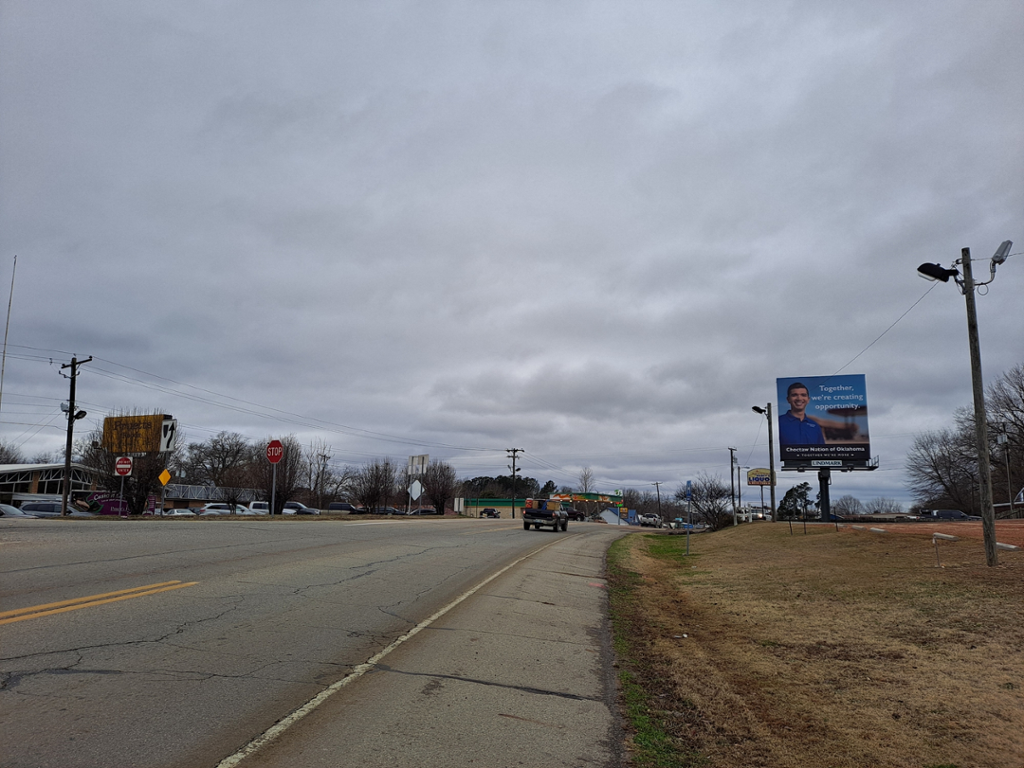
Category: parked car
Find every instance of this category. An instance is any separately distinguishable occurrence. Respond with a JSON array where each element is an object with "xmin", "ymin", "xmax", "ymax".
[
  {"xmin": 479, "ymin": 508, "xmax": 499, "ymax": 518},
  {"xmin": 410, "ymin": 507, "xmax": 441, "ymax": 515},
  {"xmin": 566, "ymin": 508, "xmax": 587, "ymax": 521},
  {"xmin": 327, "ymin": 502, "xmax": 359, "ymax": 513},
  {"xmin": 200, "ymin": 503, "xmax": 251, "ymax": 516},
  {"xmin": 248, "ymin": 501, "xmax": 270, "ymax": 514},
  {"xmin": 921, "ymin": 509, "xmax": 970, "ymax": 520},
  {"xmin": 19, "ymin": 501, "xmax": 95, "ymax": 518},
  {"xmin": 361, "ymin": 506, "xmax": 403, "ymax": 515},
  {"xmin": 283, "ymin": 501, "xmax": 319, "ymax": 515},
  {"xmin": 163, "ymin": 508, "xmax": 197, "ymax": 517},
  {"xmin": 638, "ymin": 513, "xmax": 662, "ymax": 528},
  {"xmin": 0, "ymin": 503, "xmax": 39, "ymax": 518}
]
